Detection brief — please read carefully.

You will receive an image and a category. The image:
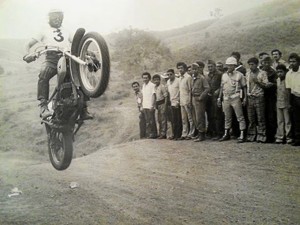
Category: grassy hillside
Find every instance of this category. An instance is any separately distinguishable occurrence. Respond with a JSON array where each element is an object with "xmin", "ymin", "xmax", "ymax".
[{"xmin": 153, "ymin": 0, "xmax": 300, "ymax": 64}]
